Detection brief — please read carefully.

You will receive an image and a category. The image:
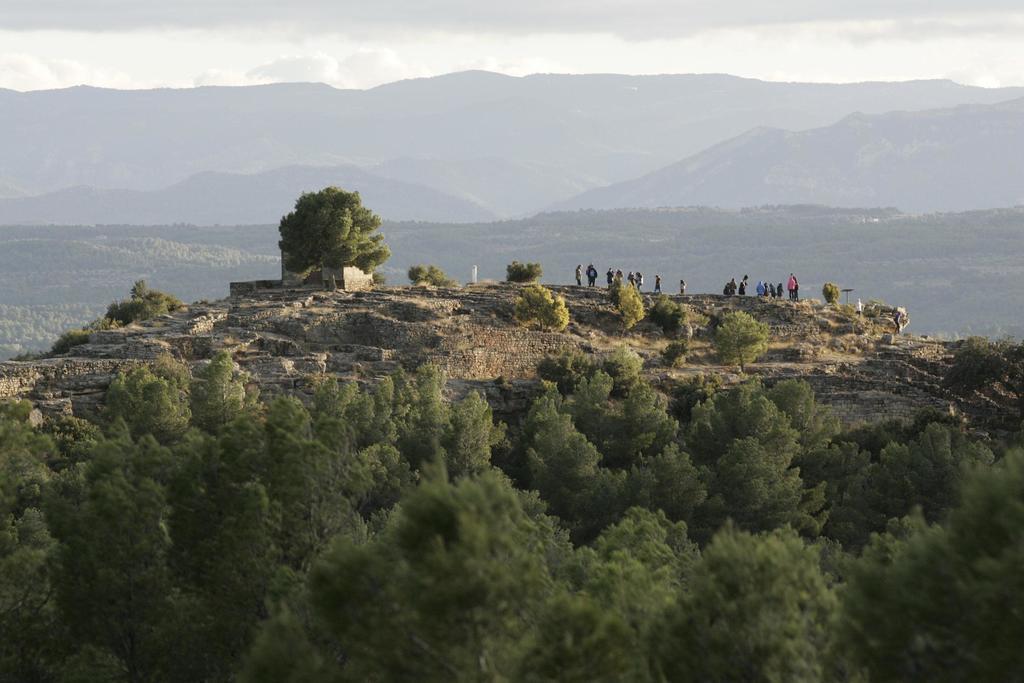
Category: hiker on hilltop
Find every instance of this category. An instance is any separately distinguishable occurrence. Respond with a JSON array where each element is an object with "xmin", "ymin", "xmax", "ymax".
[
  {"xmin": 575, "ymin": 264, "xmax": 583, "ymax": 286},
  {"xmin": 724, "ymin": 278, "xmax": 737, "ymax": 296},
  {"xmin": 787, "ymin": 273, "xmax": 799, "ymax": 301},
  {"xmin": 892, "ymin": 307, "xmax": 909, "ymax": 334},
  {"xmin": 607, "ymin": 268, "xmax": 615, "ymax": 287},
  {"xmin": 654, "ymin": 274, "xmax": 662, "ymax": 294},
  {"xmin": 756, "ymin": 280, "xmax": 765, "ymax": 297},
  {"xmin": 680, "ymin": 280, "xmax": 687, "ymax": 295},
  {"xmin": 738, "ymin": 276, "xmax": 748, "ymax": 296},
  {"xmin": 627, "ymin": 272, "xmax": 636, "ymax": 287},
  {"xmin": 587, "ymin": 264, "xmax": 598, "ymax": 286},
  {"xmin": 777, "ymin": 282, "xmax": 784, "ymax": 299},
  {"xmin": 636, "ymin": 272, "xmax": 644, "ymax": 290}
]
